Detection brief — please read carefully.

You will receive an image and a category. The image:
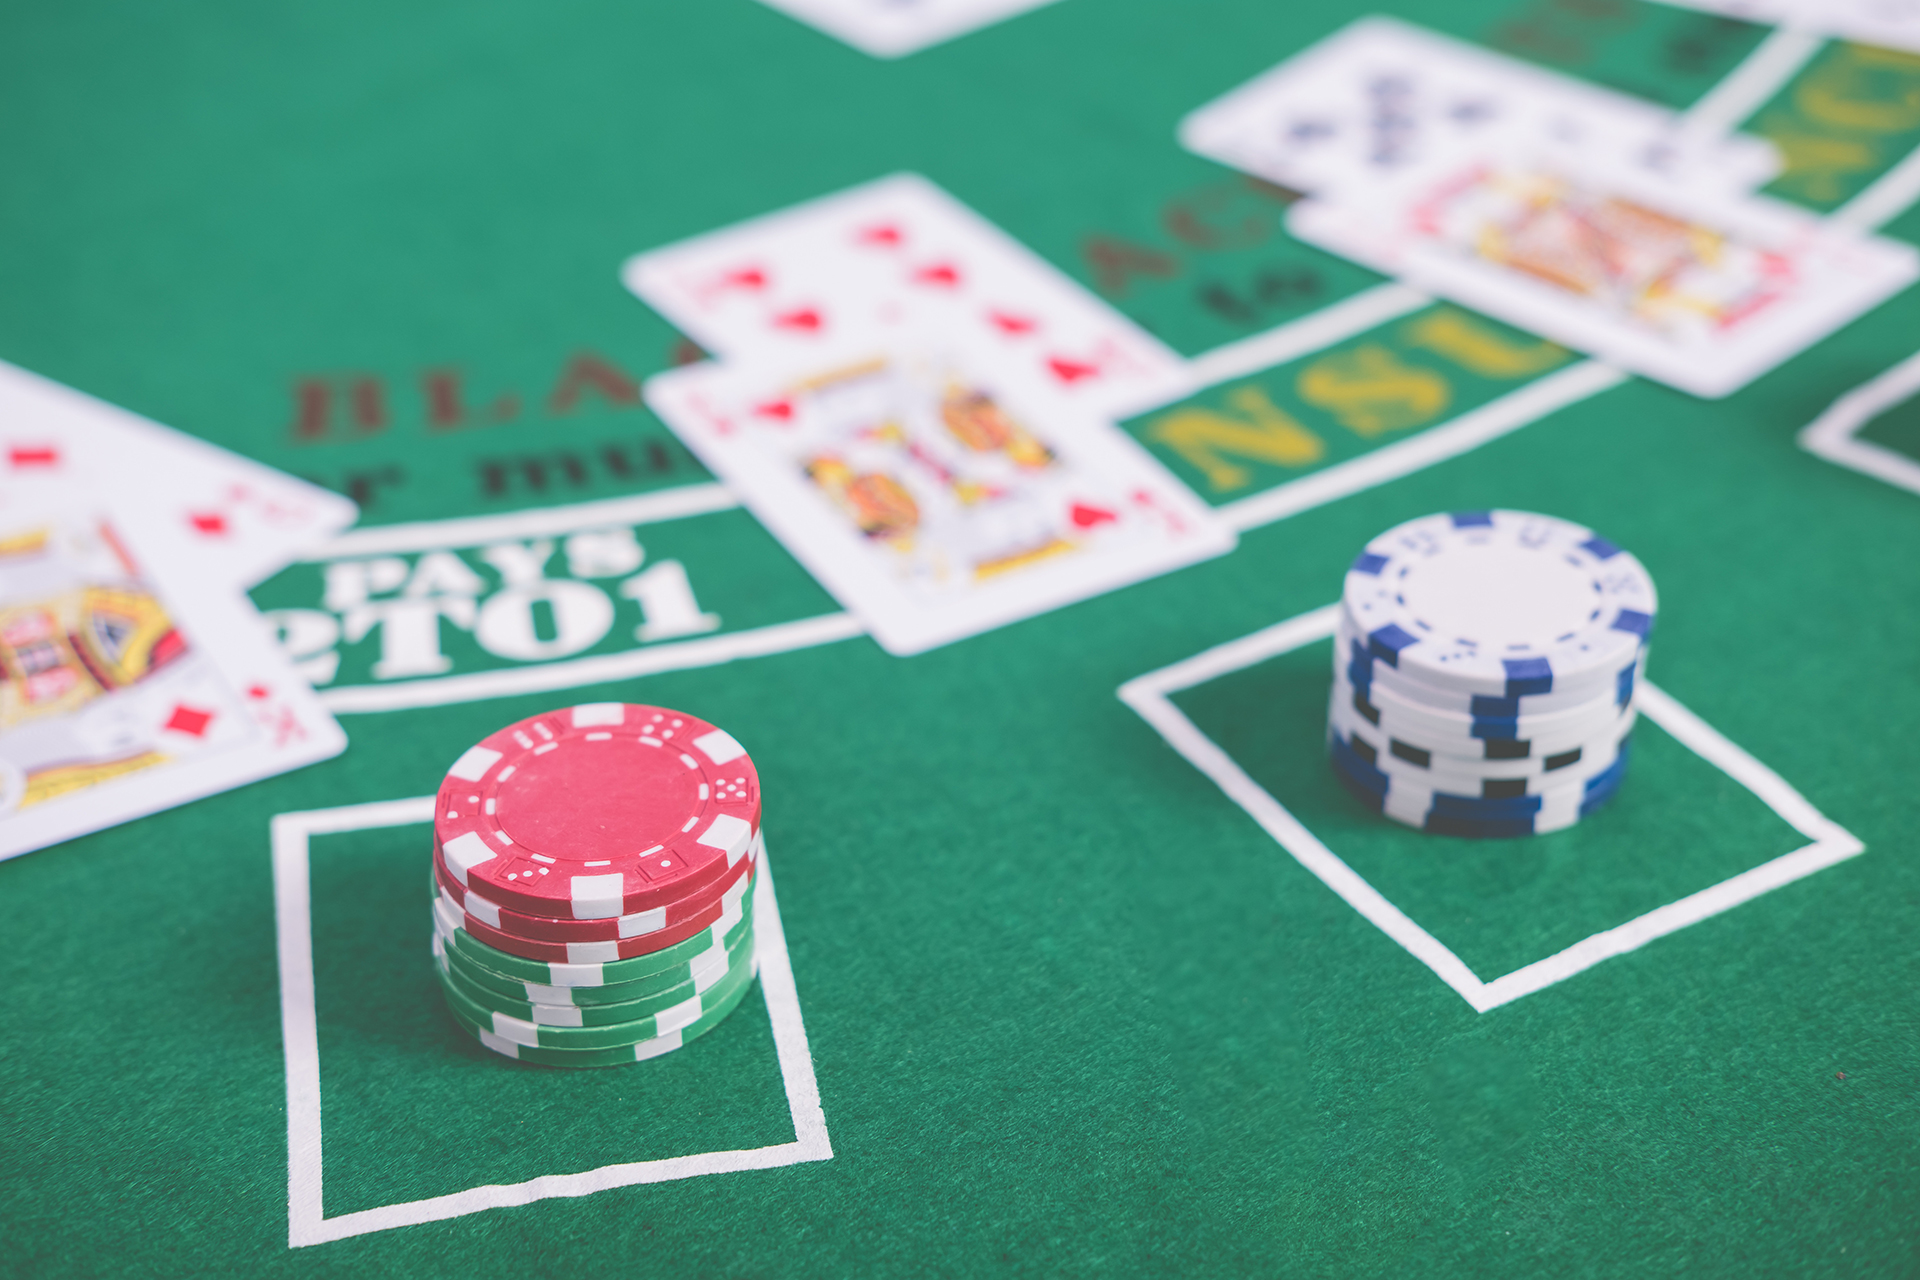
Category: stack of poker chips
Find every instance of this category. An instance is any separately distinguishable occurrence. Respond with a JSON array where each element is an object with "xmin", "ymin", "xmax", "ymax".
[
  {"xmin": 1327, "ymin": 511, "xmax": 1657, "ymax": 838},
  {"xmin": 427, "ymin": 702, "xmax": 762, "ymax": 1067}
]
